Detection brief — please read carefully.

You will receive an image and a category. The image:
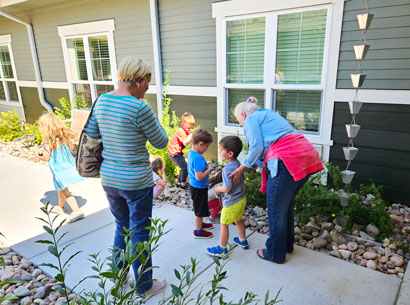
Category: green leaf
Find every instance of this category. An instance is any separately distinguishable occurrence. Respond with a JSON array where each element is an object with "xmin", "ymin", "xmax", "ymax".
[
  {"xmin": 63, "ymin": 251, "xmax": 82, "ymax": 269},
  {"xmin": 38, "ymin": 263, "xmax": 59, "ymax": 271},
  {"xmin": 0, "ymin": 257, "xmax": 5, "ymax": 269},
  {"xmin": 171, "ymin": 284, "xmax": 183, "ymax": 297},
  {"xmin": 100, "ymin": 272, "xmax": 119, "ymax": 279},
  {"xmin": 35, "ymin": 239, "xmax": 54, "ymax": 245},
  {"xmin": 48, "ymin": 245, "xmax": 59, "ymax": 257},
  {"xmin": 174, "ymin": 269, "xmax": 181, "ymax": 280},
  {"xmin": 43, "ymin": 225, "xmax": 53, "ymax": 235},
  {"xmin": 55, "ymin": 273, "xmax": 65, "ymax": 282}
]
